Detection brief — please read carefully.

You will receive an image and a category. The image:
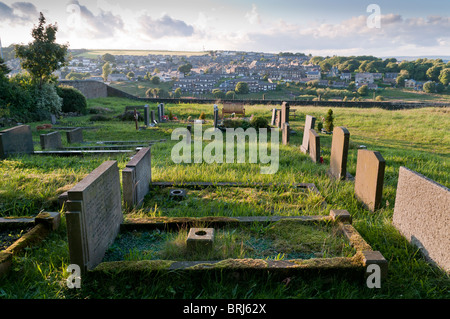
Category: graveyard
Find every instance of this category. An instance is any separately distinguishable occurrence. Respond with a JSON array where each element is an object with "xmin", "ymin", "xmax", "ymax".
[{"xmin": 0, "ymin": 96, "xmax": 448, "ymax": 299}]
